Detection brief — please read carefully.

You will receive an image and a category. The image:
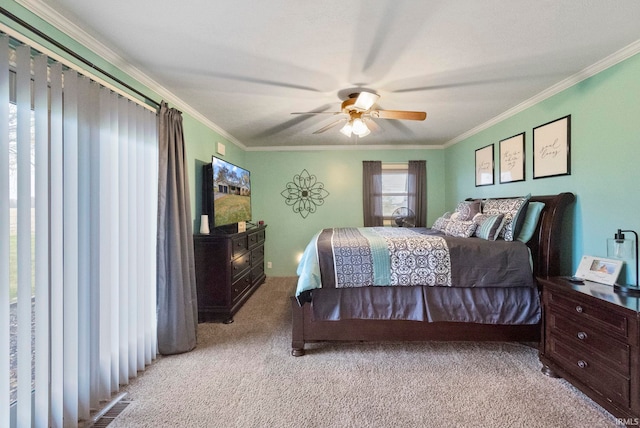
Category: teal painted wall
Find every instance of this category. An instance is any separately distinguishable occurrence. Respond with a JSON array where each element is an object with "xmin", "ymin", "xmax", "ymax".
[
  {"xmin": 246, "ymin": 149, "xmax": 445, "ymax": 275},
  {"xmin": 445, "ymin": 53, "xmax": 640, "ymax": 283}
]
